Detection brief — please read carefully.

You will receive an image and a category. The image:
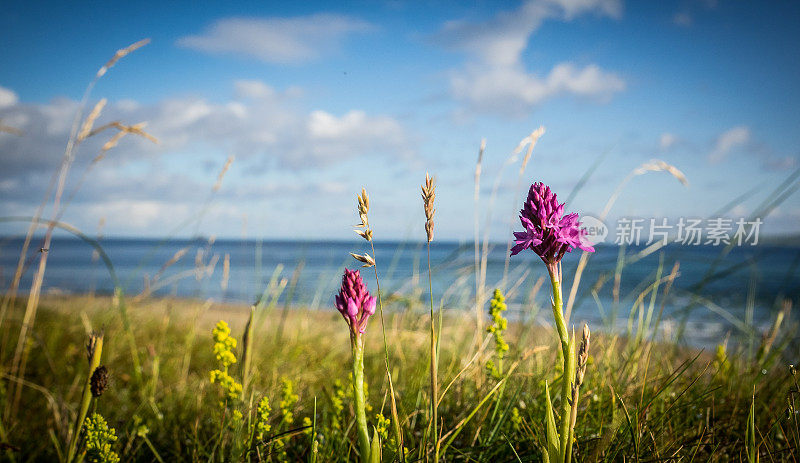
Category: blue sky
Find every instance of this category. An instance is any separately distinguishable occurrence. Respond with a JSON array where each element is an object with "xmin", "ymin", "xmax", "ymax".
[{"xmin": 1, "ymin": 0, "xmax": 799, "ymax": 240}]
